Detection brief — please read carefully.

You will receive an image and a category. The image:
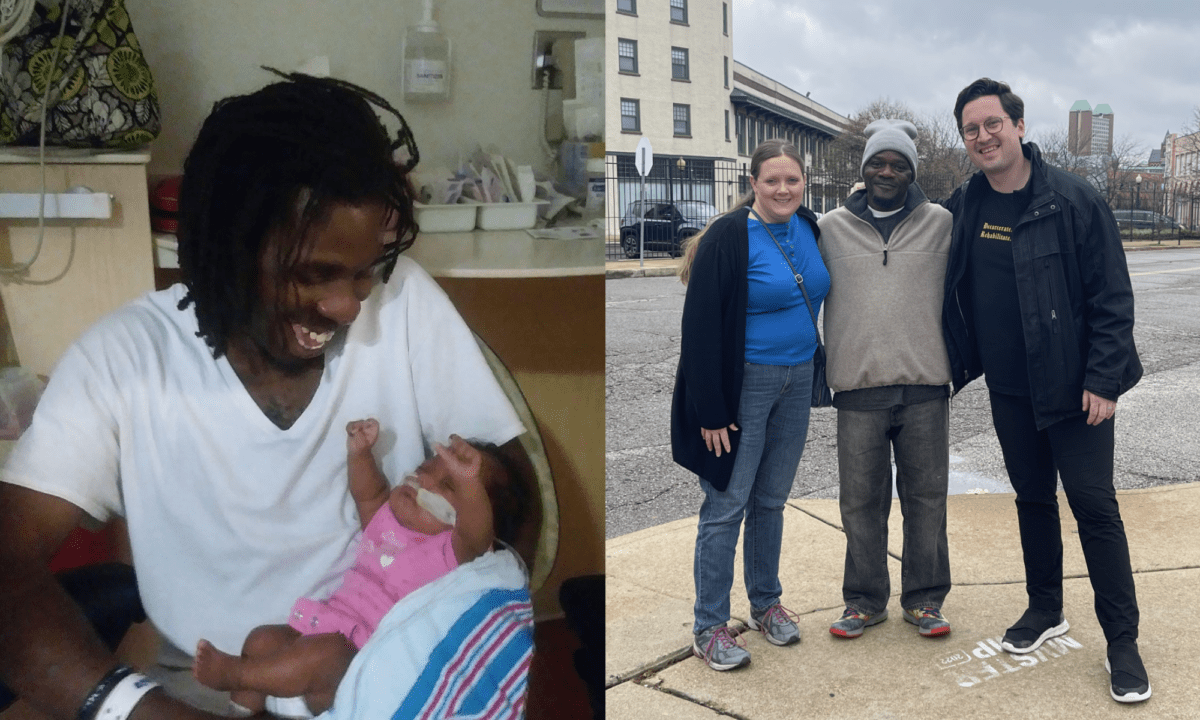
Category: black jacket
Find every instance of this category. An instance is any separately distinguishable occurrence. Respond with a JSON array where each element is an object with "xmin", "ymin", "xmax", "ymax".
[
  {"xmin": 670, "ymin": 205, "xmax": 822, "ymax": 490},
  {"xmin": 941, "ymin": 143, "xmax": 1142, "ymax": 430}
]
